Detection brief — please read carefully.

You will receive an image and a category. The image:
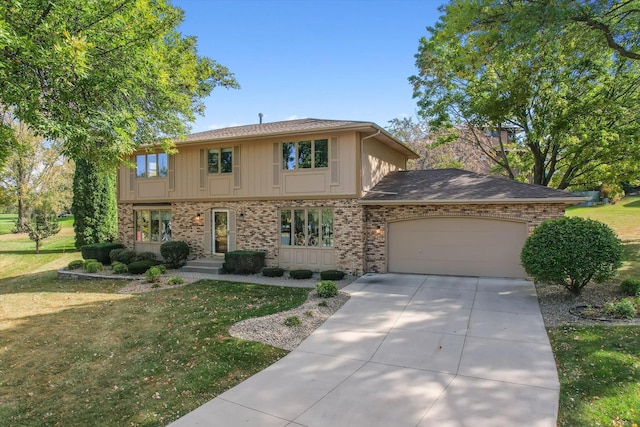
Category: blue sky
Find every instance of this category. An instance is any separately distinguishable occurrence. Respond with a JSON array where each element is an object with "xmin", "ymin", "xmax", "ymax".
[{"xmin": 173, "ymin": 0, "xmax": 445, "ymax": 133}]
